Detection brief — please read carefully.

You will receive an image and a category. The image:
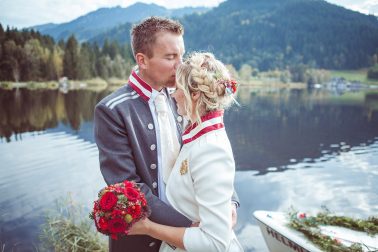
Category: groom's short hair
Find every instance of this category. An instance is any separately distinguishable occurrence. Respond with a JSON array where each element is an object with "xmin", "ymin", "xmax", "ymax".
[{"xmin": 131, "ymin": 16, "xmax": 184, "ymax": 59}]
